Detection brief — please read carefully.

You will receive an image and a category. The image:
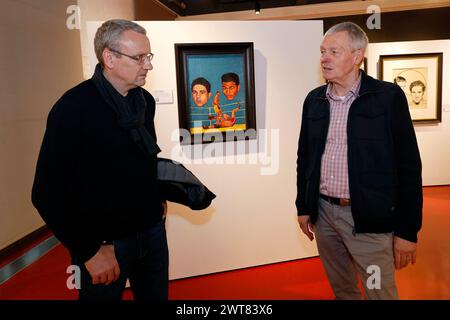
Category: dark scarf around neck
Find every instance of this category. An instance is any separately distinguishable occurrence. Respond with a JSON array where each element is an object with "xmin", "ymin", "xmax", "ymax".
[{"xmin": 91, "ymin": 63, "xmax": 161, "ymax": 157}]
